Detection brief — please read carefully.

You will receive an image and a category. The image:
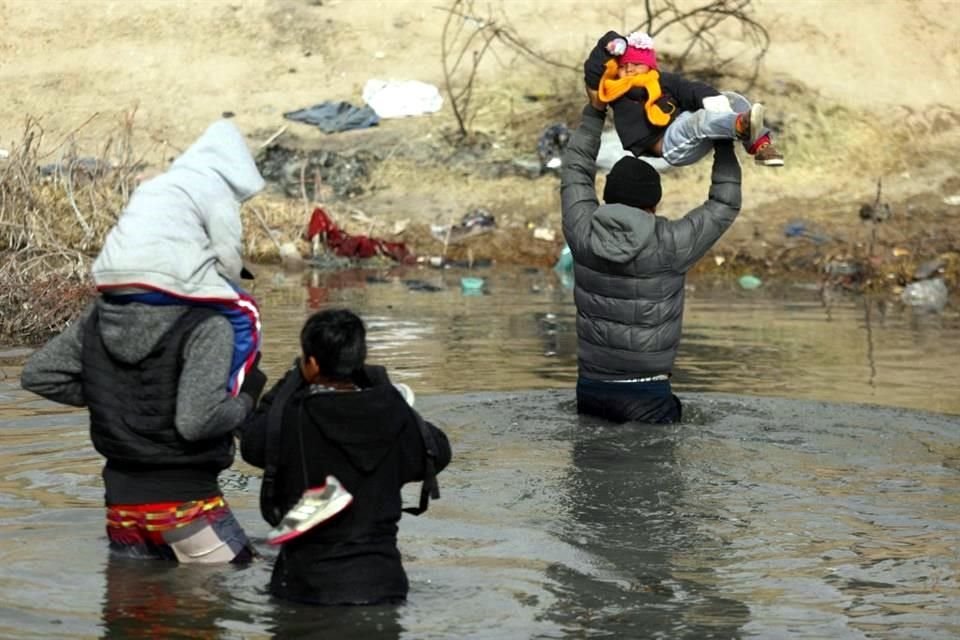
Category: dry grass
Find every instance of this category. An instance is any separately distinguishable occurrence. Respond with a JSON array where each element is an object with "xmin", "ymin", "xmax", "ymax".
[
  {"xmin": 0, "ymin": 110, "xmax": 144, "ymax": 254},
  {"xmin": 244, "ymin": 196, "xmax": 312, "ymax": 262},
  {"xmin": 0, "ymin": 252, "xmax": 94, "ymax": 345},
  {"xmin": 0, "ymin": 109, "xmax": 145, "ymax": 343}
]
